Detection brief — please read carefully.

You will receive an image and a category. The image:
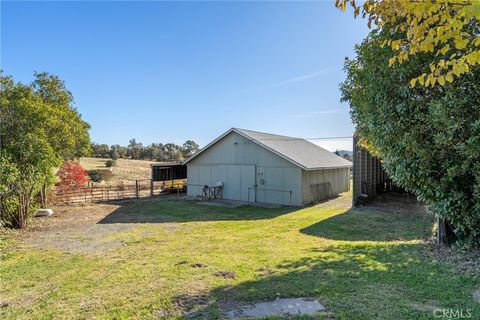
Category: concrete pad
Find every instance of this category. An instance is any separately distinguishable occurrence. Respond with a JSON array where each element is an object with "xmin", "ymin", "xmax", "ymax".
[
  {"xmin": 473, "ymin": 288, "xmax": 480, "ymax": 303},
  {"xmin": 226, "ymin": 298, "xmax": 326, "ymax": 319},
  {"xmin": 35, "ymin": 208, "xmax": 53, "ymax": 217}
]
